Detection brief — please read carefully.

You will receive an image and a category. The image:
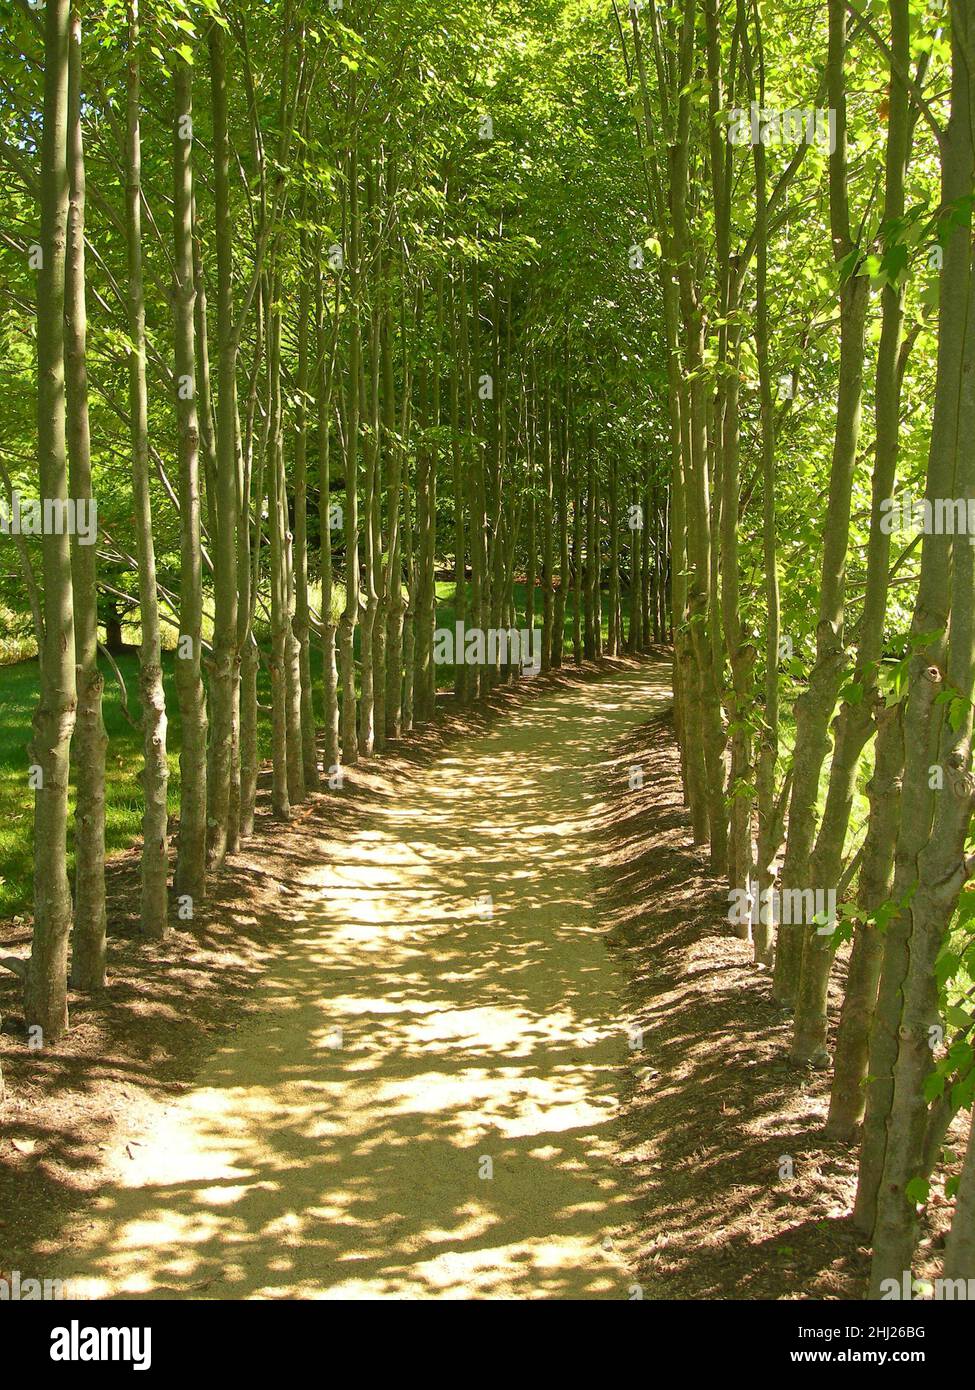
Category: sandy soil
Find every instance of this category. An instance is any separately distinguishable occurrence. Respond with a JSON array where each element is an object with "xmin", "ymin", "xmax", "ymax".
[{"xmin": 27, "ymin": 663, "xmax": 670, "ymax": 1299}]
